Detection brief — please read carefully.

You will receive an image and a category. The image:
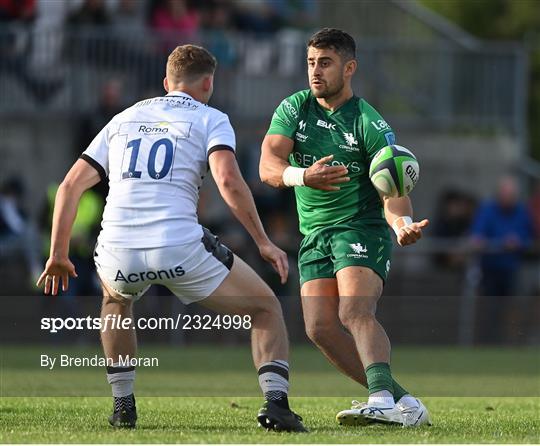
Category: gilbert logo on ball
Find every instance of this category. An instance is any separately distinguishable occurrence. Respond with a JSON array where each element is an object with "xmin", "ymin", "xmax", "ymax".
[{"xmin": 369, "ymin": 145, "xmax": 419, "ymax": 197}]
